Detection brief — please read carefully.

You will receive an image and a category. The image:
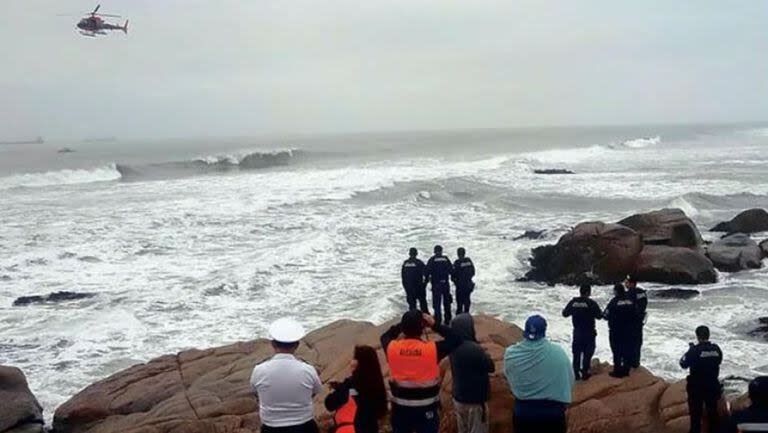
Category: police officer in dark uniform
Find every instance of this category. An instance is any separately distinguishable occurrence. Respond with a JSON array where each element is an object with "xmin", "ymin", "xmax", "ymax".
[
  {"xmin": 401, "ymin": 247, "xmax": 429, "ymax": 313},
  {"xmin": 562, "ymin": 284, "xmax": 603, "ymax": 381},
  {"xmin": 626, "ymin": 275, "xmax": 647, "ymax": 369},
  {"xmin": 603, "ymin": 283, "xmax": 639, "ymax": 378},
  {"xmin": 451, "ymin": 247, "xmax": 475, "ymax": 315},
  {"xmin": 425, "ymin": 245, "xmax": 454, "ymax": 326},
  {"xmin": 680, "ymin": 326, "xmax": 723, "ymax": 433}
]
